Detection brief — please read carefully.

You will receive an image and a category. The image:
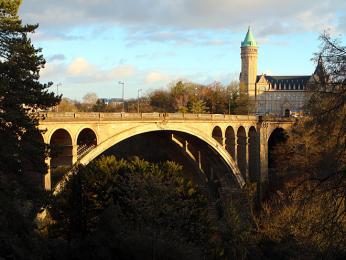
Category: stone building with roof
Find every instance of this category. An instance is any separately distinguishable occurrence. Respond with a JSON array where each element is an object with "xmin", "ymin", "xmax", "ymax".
[{"xmin": 239, "ymin": 27, "xmax": 320, "ymax": 116}]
